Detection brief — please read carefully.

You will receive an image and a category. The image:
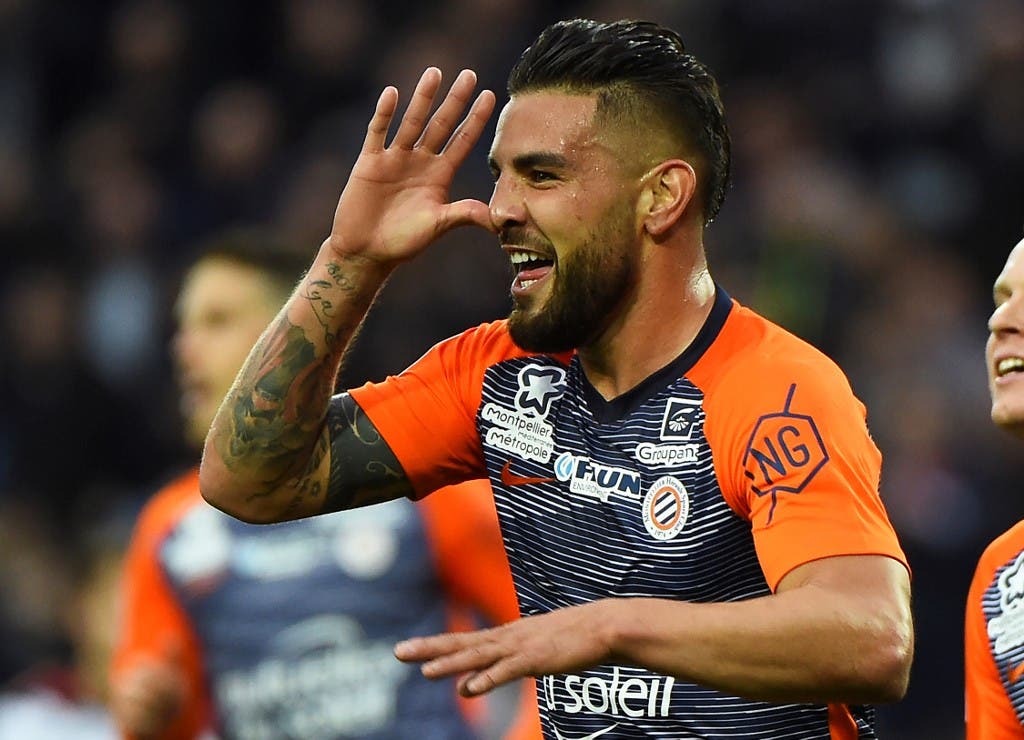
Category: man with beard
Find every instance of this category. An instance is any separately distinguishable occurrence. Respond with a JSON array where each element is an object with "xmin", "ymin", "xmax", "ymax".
[
  {"xmin": 965, "ymin": 236, "xmax": 1024, "ymax": 737},
  {"xmin": 200, "ymin": 19, "xmax": 913, "ymax": 739},
  {"xmin": 109, "ymin": 231, "xmax": 538, "ymax": 740}
]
